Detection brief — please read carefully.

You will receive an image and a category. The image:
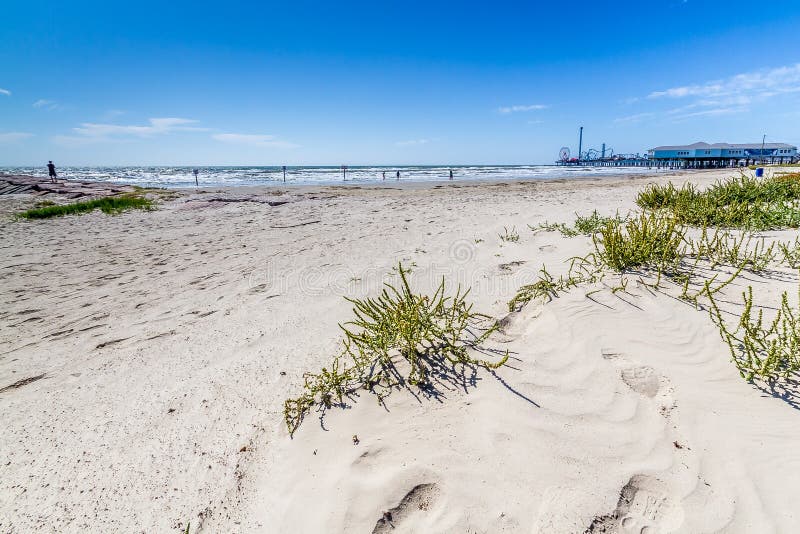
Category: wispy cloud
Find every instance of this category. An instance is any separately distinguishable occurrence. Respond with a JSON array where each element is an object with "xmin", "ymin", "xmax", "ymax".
[
  {"xmin": 669, "ymin": 107, "xmax": 748, "ymax": 122},
  {"xmin": 212, "ymin": 133, "xmax": 298, "ymax": 149},
  {"xmin": 616, "ymin": 64, "xmax": 800, "ymax": 124},
  {"xmin": 73, "ymin": 117, "xmax": 207, "ymax": 138},
  {"xmin": 614, "ymin": 112, "xmax": 656, "ymax": 124},
  {"xmin": 33, "ymin": 99, "xmax": 59, "ymax": 110},
  {"xmin": 102, "ymin": 109, "xmax": 126, "ymax": 120},
  {"xmin": 54, "ymin": 117, "xmax": 208, "ymax": 145},
  {"xmin": 648, "ymin": 63, "xmax": 800, "ymax": 100},
  {"xmin": 395, "ymin": 138, "xmax": 432, "ymax": 146},
  {"xmin": 497, "ymin": 104, "xmax": 548, "ymax": 114},
  {"xmin": 0, "ymin": 132, "xmax": 34, "ymax": 143},
  {"xmin": 0, "ymin": 88, "xmax": 10, "ymax": 96}
]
